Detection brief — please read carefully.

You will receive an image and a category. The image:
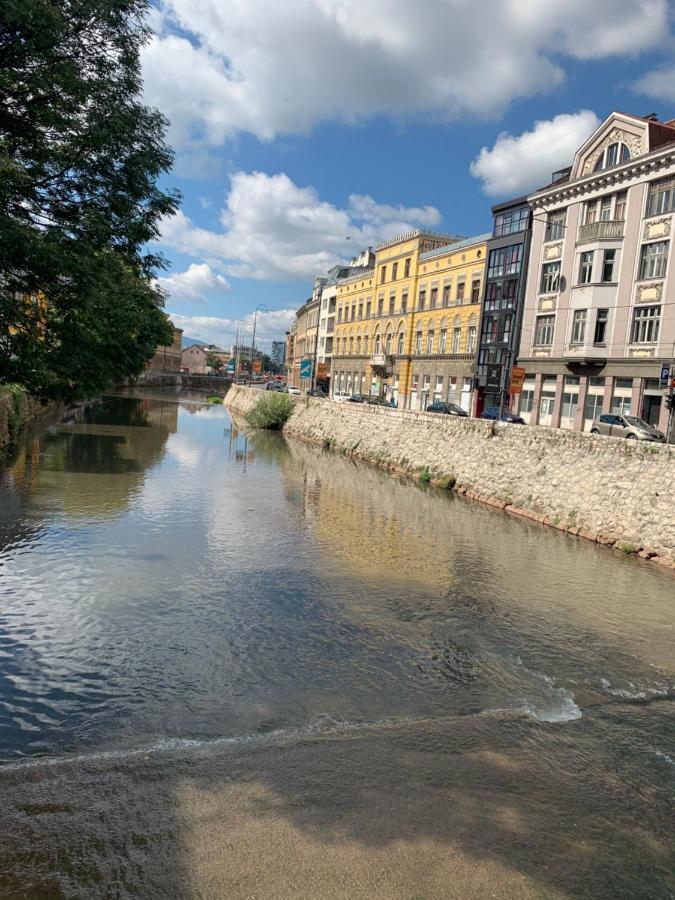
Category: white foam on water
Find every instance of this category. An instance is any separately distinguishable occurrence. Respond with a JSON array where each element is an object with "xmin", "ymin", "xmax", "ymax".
[{"xmin": 599, "ymin": 677, "xmax": 673, "ymax": 702}]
